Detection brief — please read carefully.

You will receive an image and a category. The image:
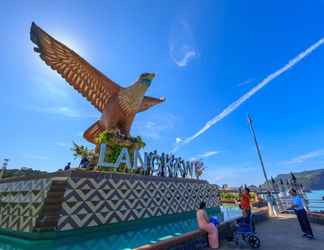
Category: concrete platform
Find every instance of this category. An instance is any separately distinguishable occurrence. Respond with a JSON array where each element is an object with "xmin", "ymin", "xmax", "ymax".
[{"xmin": 220, "ymin": 214, "xmax": 323, "ymax": 250}]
